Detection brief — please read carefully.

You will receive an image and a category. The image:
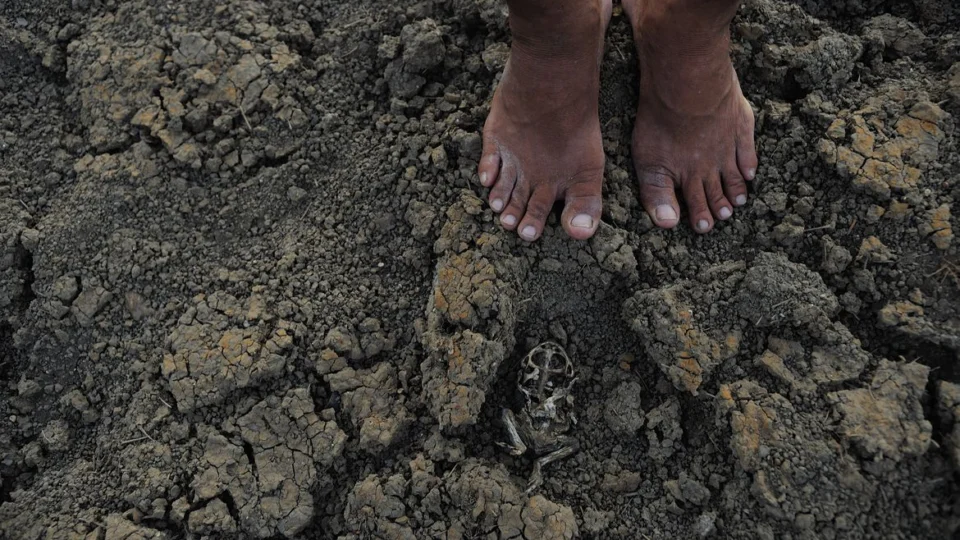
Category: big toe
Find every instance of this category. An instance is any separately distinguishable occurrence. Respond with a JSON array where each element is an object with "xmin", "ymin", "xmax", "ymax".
[
  {"xmin": 561, "ymin": 177, "xmax": 603, "ymax": 240},
  {"xmin": 637, "ymin": 167, "xmax": 680, "ymax": 229}
]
